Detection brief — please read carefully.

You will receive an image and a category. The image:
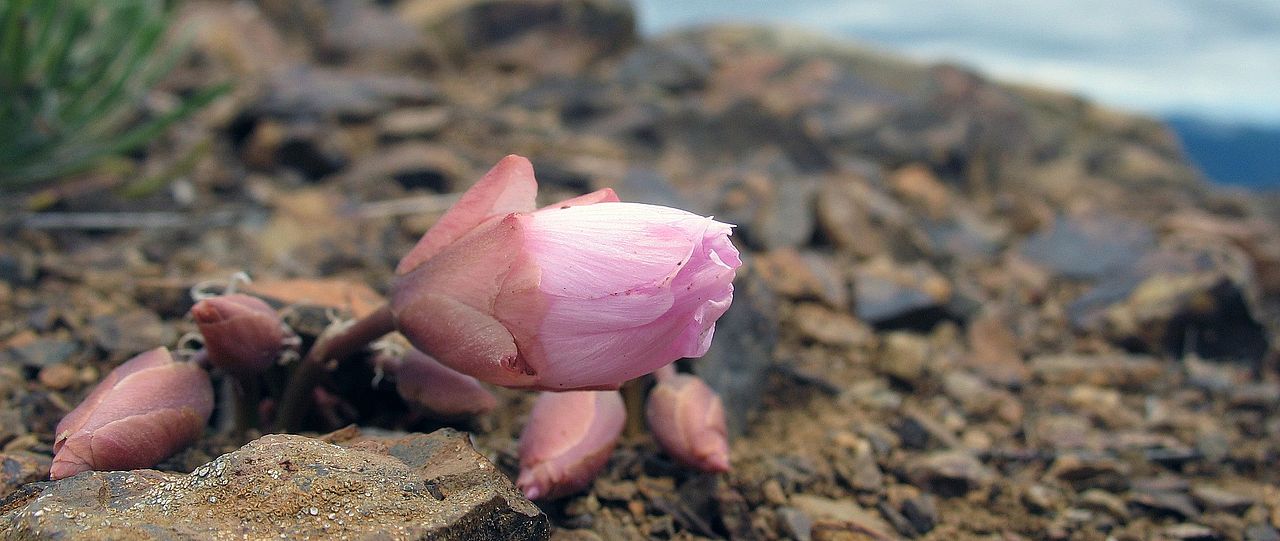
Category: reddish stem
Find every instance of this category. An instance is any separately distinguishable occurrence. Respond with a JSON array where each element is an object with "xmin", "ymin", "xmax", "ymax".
[{"xmin": 274, "ymin": 303, "xmax": 395, "ymax": 431}]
